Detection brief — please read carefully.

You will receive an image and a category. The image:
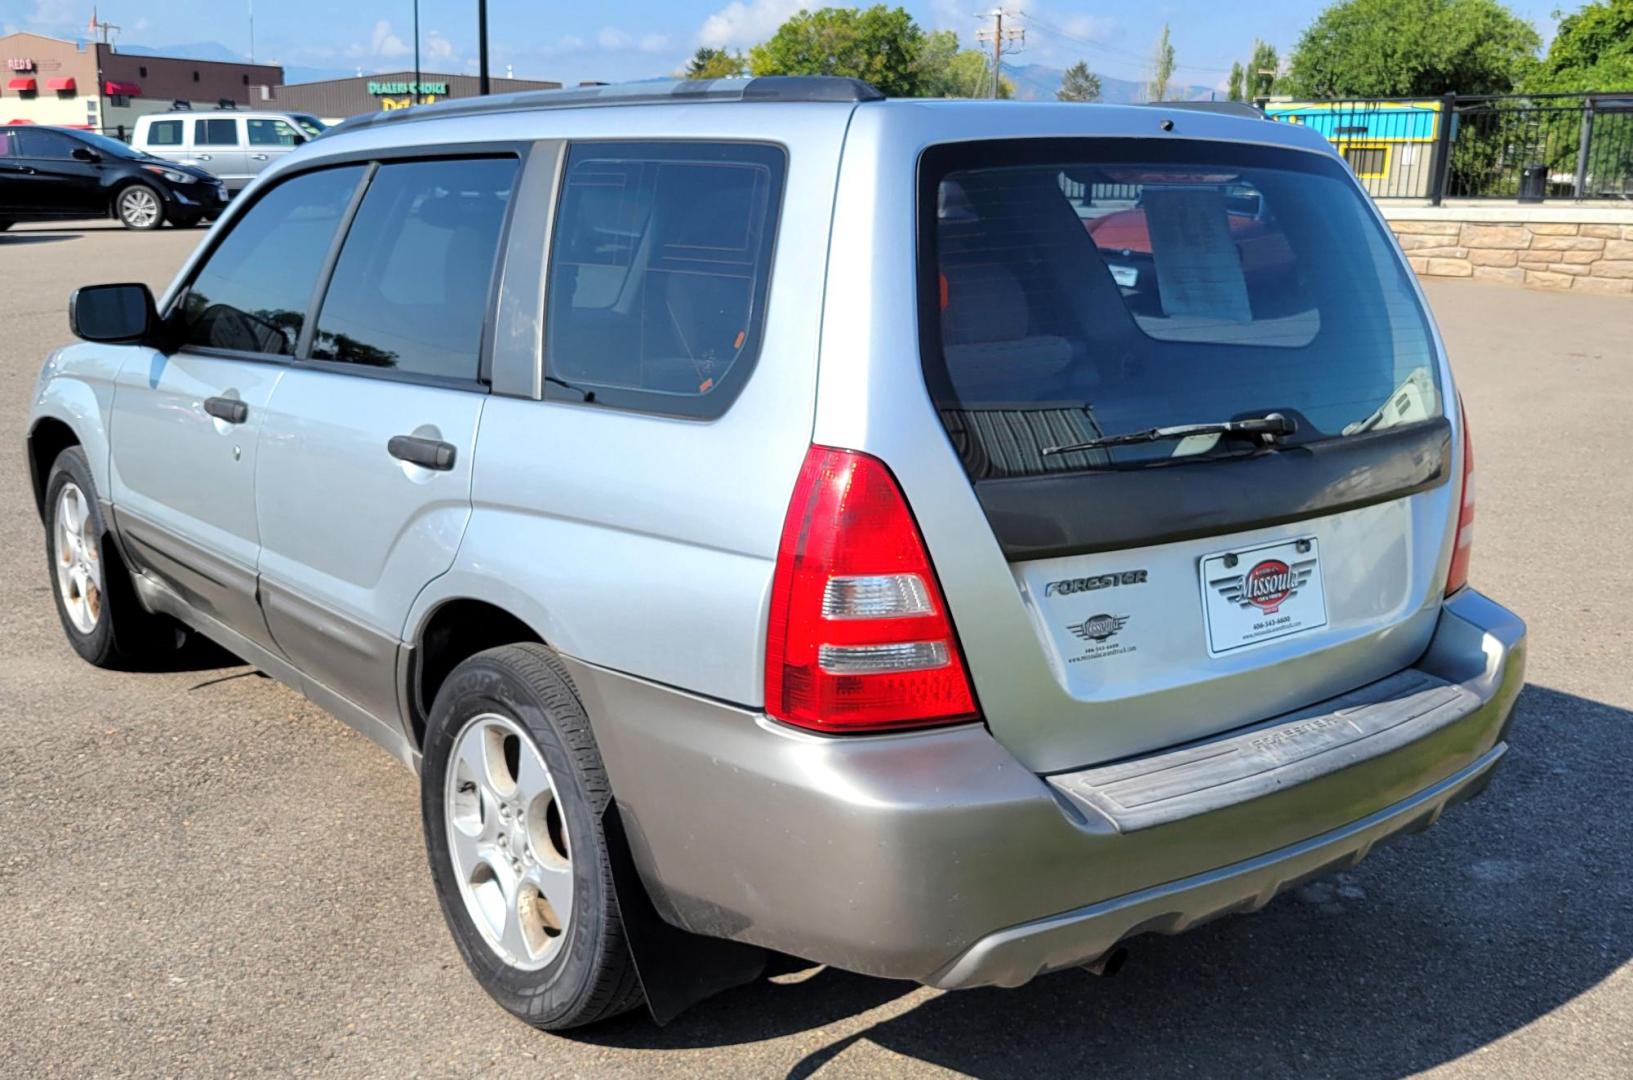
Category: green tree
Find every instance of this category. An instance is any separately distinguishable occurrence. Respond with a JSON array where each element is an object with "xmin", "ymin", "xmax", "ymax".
[
  {"xmin": 1147, "ymin": 23, "xmax": 1175, "ymax": 102},
  {"xmin": 1284, "ymin": 0, "xmax": 1540, "ymax": 97},
  {"xmin": 685, "ymin": 46, "xmax": 746, "ymax": 79},
  {"xmin": 918, "ymin": 29, "xmax": 1013, "ymax": 97},
  {"xmin": 1526, "ymin": 0, "xmax": 1633, "ymax": 91},
  {"xmin": 1057, "ymin": 61, "xmax": 1102, "ymax": 102},
  {"xmin": 748, "ymin": 5, "xmax": 928, "ymax": 97},
  {"xmin": 1227, "ymin": 62, "xmax": 1246, "ymax": 101},
  {"xmin": 1247, "ymin": 39, "xmax": 1280, "ymax": 97}
]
